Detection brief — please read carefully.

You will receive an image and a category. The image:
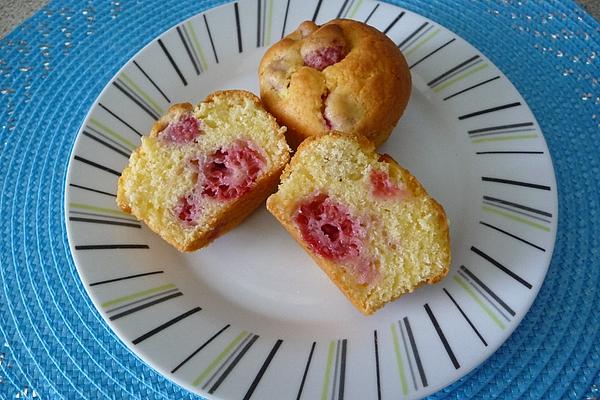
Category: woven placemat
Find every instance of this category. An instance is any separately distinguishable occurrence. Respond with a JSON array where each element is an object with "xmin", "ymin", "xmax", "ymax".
[{"xmin": 0, "ymin": 0, "xmax": 598, "ymax": 398}]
